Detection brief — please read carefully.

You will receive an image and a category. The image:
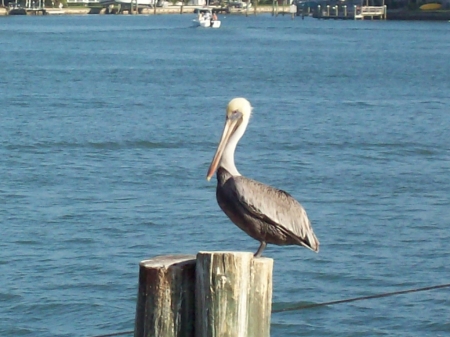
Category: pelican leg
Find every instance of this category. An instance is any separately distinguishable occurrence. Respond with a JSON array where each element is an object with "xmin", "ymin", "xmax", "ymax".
[{"xmin": 254, "ymin": 241, "xmax": 267, "ymax": 257}]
